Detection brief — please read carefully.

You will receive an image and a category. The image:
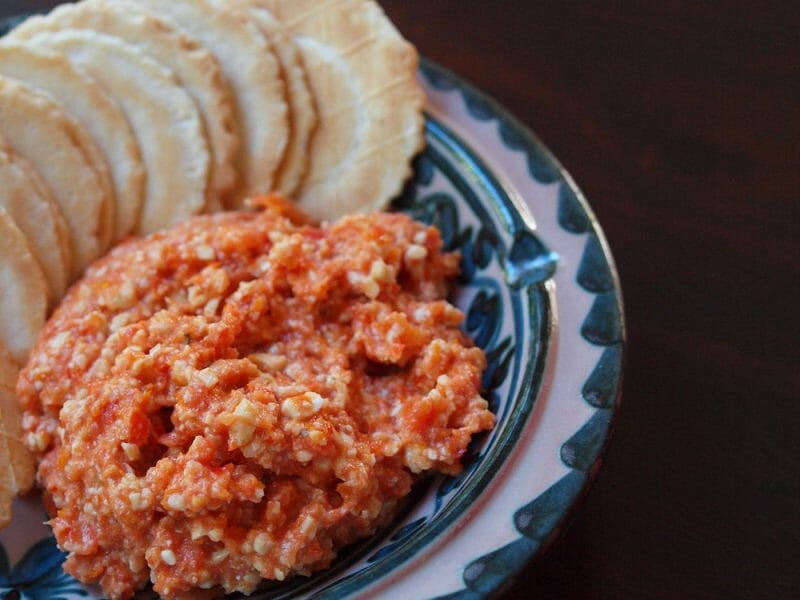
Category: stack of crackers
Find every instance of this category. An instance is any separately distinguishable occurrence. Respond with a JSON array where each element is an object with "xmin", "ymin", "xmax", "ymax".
[{"xmin": 0, "ymin": 0, "xmax": 425, "ymax": 527}]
